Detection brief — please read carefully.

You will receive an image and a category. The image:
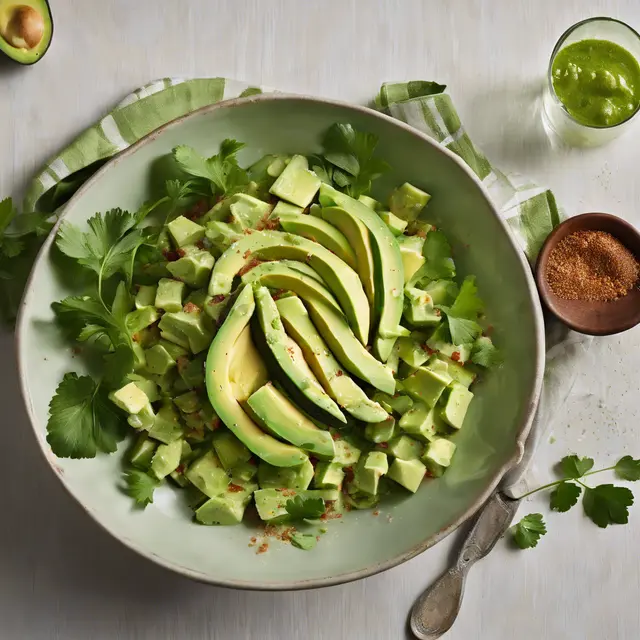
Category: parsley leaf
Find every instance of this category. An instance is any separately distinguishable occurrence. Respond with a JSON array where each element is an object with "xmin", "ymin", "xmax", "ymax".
[
  {"xmin": 512, "ymin": 513, "xmax": 547, "ymax": 549},
  {"xmin": 46, "ymin": 373, "xmax": 126, "ymax": 458},
  {"xmin": 123, "ymin": 468, "xmax": 160, "ymax": 508},
  {"xmin": 471, "ymin": 336, "xmax": 502, "ymax": 368},
  {"xmin": 560, "ymin": 455, "xmax": 594, "ymax": 479},
  {"xmin": 550, "ymin": 481, "xmax": 582, "ymax": 512},
  {"xmin": 319, "ymin": 124, "xmax": 390, "ymax": 198},
  {"xmin": 583, "ymin": 484, "xmax": 634, "ymax": 528},
  {"xmin": 285, "ymin": 495, "xmax": 325, "ymax": 520},
  {"xmin": 615, "ymin": 455, "xmax": 640, "ymax": 481}
]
